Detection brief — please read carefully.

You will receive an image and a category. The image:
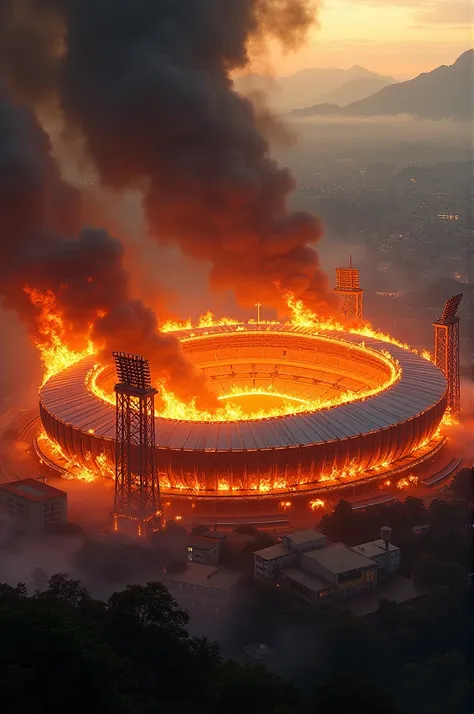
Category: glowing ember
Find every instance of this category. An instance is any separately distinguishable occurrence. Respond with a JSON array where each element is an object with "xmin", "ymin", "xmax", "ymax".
[
  {"xmin": 25, "ymin": 287, "xmax": 96, "ymax": 384},
  {"xmin": 396, "ymin": 474, "xmax": 419, "ymax": 489},
  {"xmin": 309, "ymin": 499, "xmax": 325, "ymax": 510}
]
